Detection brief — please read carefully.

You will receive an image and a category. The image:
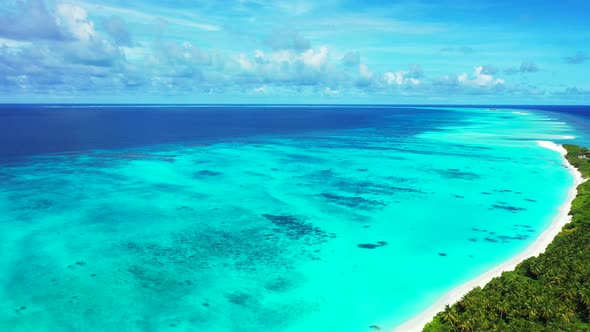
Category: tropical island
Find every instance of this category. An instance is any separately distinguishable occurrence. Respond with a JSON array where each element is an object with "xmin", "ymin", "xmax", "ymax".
[{"xmin": 423, "ymin": 144, "xmax": 590, "ymax": 331}]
